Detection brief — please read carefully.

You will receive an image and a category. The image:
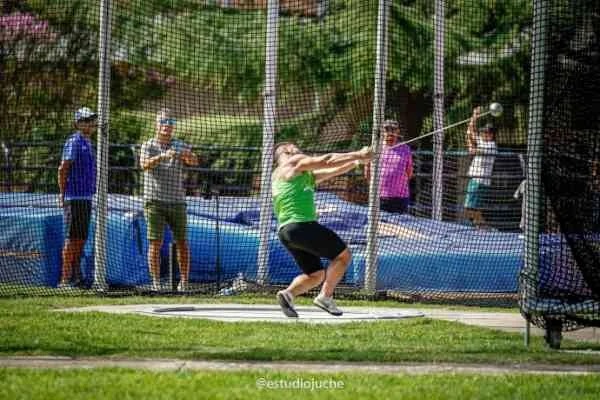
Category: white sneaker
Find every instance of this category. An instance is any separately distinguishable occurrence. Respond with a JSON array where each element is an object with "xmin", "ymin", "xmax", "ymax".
[
  {"xmin": 313, "ymin": 294, "xmax": 343, "ymax": 316},
  {"xmin": 151, "ymin": 281, "xmax": 161, "ymax": 292},
  {"xmin": 276, "ymin": 290, "xmax": 298, "ymax": 318},
  {"xmin": 57, "ymin": 282, "xmax": 75, "ymax": 290},
  {"xmin": 177, "ymin": 281, "xmax": 188, "ymax": 293}
]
